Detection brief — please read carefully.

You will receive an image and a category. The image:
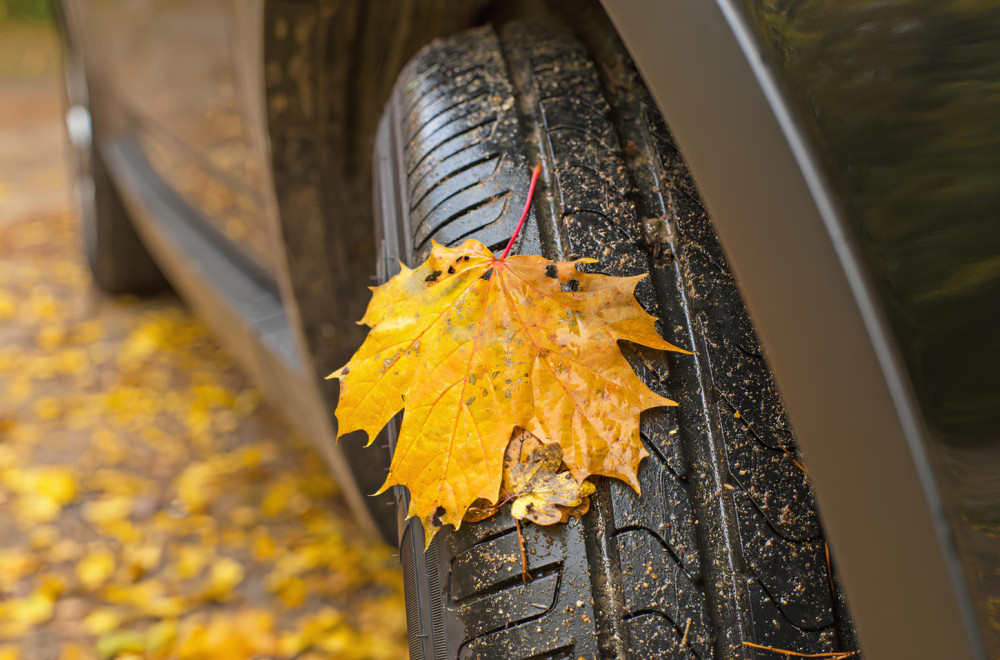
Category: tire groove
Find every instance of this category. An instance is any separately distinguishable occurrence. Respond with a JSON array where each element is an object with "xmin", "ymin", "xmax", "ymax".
[
  {"xmin": 410, "ymin": 155, "xmax": 501, "ymax": 214},
  {"xmin": 407, "ymin": 115, "xmax": 499, "ymax": 176}
]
